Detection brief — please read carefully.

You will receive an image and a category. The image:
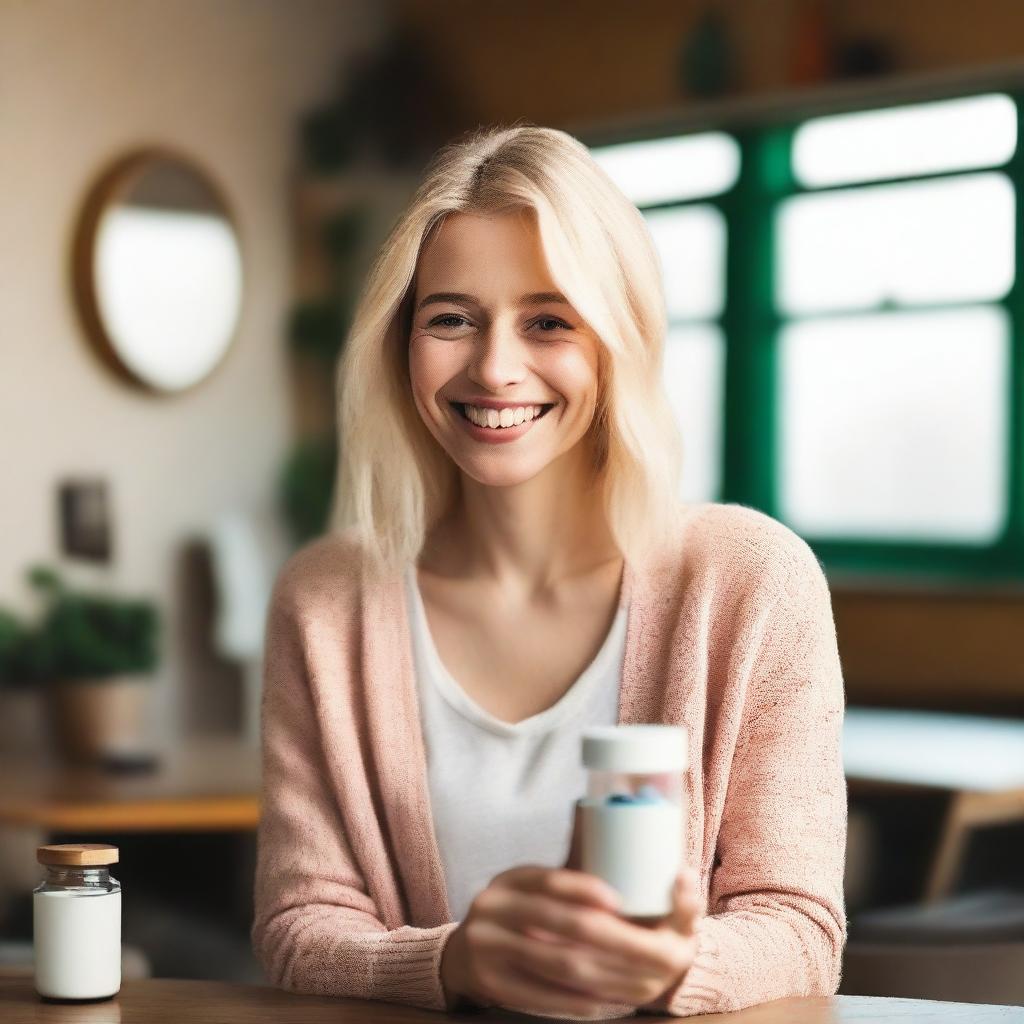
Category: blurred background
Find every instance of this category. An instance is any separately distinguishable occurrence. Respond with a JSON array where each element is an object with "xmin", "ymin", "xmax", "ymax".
[{"xmin": 1, "ymin": 0, "xmax": 1023, "ymax": 1007}]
